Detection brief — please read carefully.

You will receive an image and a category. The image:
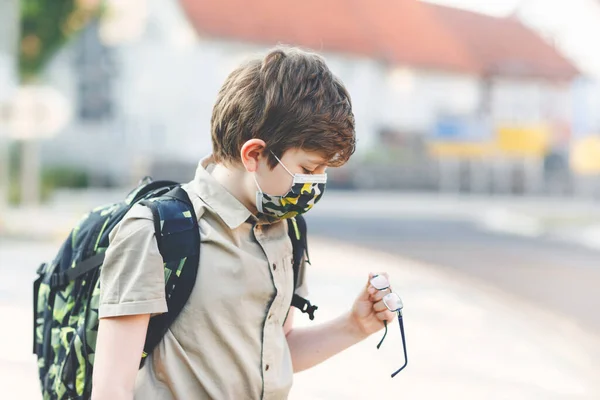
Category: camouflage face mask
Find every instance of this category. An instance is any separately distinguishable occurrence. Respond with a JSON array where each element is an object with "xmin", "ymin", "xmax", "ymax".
[{"xmin": 254, "ymin": 153, "xmax": 327, "ymax": 222}]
